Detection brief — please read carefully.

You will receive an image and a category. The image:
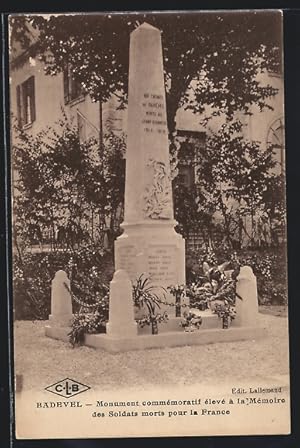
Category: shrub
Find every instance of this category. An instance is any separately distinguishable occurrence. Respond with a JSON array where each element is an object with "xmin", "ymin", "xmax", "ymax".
[
  {"xmin": 184, "ymin": 245, "xmax": 287, "ymax": 306},
  {"xmin": 236, "ymin": 248, "xmax": 288, "ymax": 305},
  {"xmin": 13, "ymin": 242, "xmax": 114, "ymax": 320},
  {"xmin": 68, "ymin": 311, "xmax": 106, "ymax": 347}
]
